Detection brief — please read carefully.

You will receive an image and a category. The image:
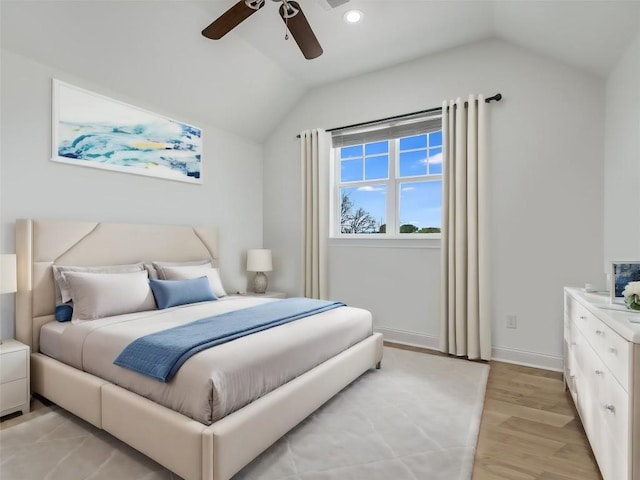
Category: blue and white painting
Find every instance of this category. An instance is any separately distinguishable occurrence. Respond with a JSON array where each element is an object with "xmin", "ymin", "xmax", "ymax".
[
  {"xmin": 612, "ymin": 262, "xmax": 640, "ymax": 300},
  {"xmin": 52, "ymin": 80, "xmax": 202, "ymax": 183}
]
